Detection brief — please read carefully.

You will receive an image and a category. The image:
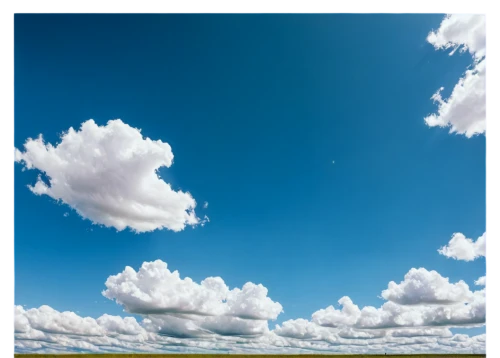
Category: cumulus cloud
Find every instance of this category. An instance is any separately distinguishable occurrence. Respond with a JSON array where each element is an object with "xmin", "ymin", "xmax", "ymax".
[
  {"xmin": 310, "ymin": 268, "xmax": 484, "ymax": 331},
  {"xmin": 381, "ymin": 268, "xmax": 473, "ymax": 305},
  {"xmin": 15, "ymin": 264, "xmax": 485, "ymax": 354},
  {"xmin": 427, "ymin": 14, "xmax": 485, "ymax": 60},
  {"xmin": 274, "ymin": 319, "xmax": 326, "ymax": 340},
  {"xmin": 96, "ymin": 315, "xmax": 146, "ymax": 336},
  {"xmin": 474, "ymin": 276, "xmax": 486, "ymax": 286},
  {"xmin": 17, "ymin": 305, "xmax": 104, "ymax": 336},
  {"xmin": 424, "ymin": 15, "xmax": 486, "ymax": 137},
  {"xmin": 353, "ymin": 290, "xmax": 485, "ymax": 329},
  {"xmin": 102, "ymin": 260, "xmax": 282, "ymax": 339},
  {"xmin": 438, "ymin": 232, "xmax": 486, "ymax": 261},
  {"xmin": 15, "ymin": 119, "xmax": 201, "ymax": 233},
  {"xmin": 102, "ymin": 260, "xmax": 283, "ymax": 321},
  {"xmin": 311, "ymin": 296, "xmax": 361, "ymax": 328},
  {"xmin": 145, "ymin": 314, "xmax": 270, "ymax": 338}
]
